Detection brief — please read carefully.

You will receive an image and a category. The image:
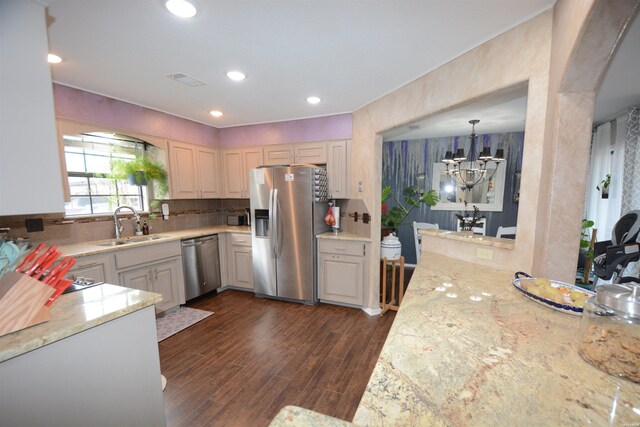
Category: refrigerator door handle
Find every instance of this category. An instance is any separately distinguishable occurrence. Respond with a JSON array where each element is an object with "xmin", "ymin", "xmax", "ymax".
[
  {"xmin": 269, "ymin": 189, "xmax": 277, "ymax": 259},
  {"xmin": 273, "ymin": 188, "xmax": 280, "ymax": 259}
]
